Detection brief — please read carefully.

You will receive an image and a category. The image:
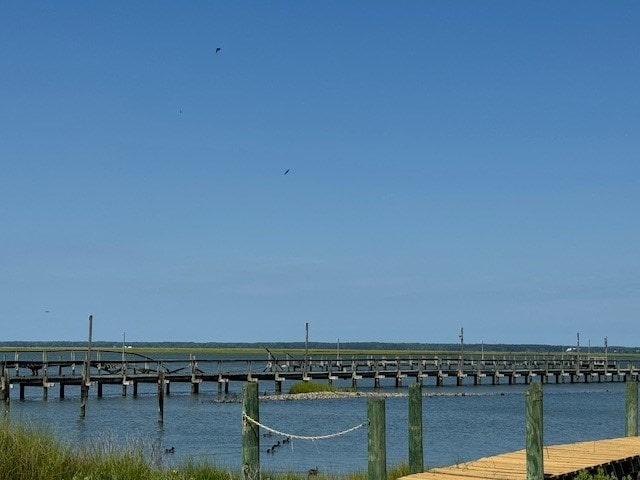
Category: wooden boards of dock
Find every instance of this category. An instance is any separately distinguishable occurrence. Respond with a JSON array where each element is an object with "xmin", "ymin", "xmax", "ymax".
[{"xmin": 399, "ymin": 437, "xmax": 640, "ymax": 480}]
